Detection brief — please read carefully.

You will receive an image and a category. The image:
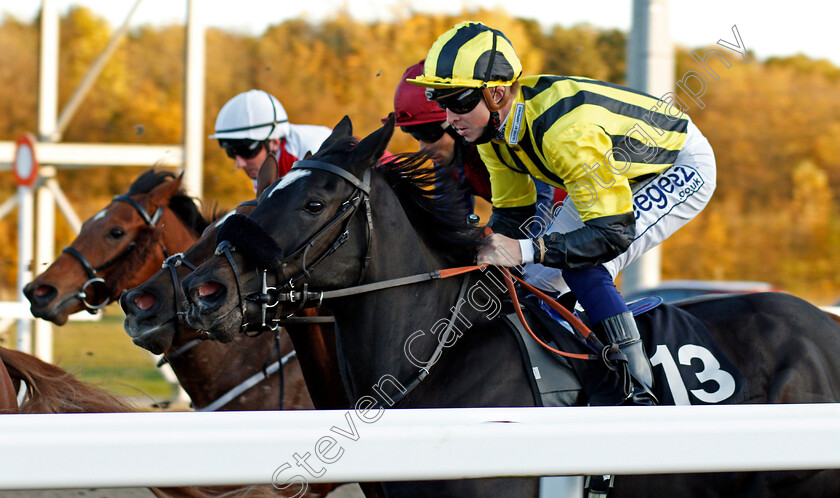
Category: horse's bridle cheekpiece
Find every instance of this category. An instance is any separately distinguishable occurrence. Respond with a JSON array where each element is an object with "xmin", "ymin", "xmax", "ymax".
[
  {"xmin": 215, "ymin": 160, "xmax": 373, "ymax": 332},
  {"xmin": 62, "ymin": 195, "xmax": 165, "ymax": 313}
]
